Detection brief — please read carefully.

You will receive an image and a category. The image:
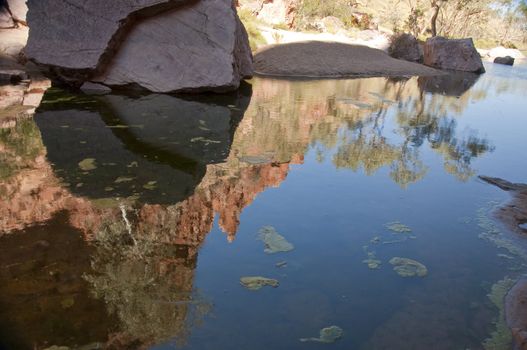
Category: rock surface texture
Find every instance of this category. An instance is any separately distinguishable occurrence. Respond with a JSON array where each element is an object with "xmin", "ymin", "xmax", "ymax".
[
  {"xmin": 506, "ymin": 279, "xmax": 527, "ymax": 350},
  {"xmin": 423, "ymin": 36, "xmax": 485, "ymax": 74},
  {"xmin": 24, "ymin": 0, "xmax": 253, "ymax": 93},
  {"xmin": 494, "ymin": 56, "xmax": 515, "ymax": 66},
  {"xmin": 388, "ymin": 33, "xmax": 423, "ymax": 63}
]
